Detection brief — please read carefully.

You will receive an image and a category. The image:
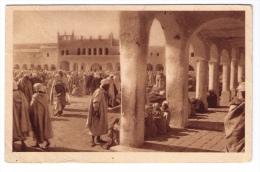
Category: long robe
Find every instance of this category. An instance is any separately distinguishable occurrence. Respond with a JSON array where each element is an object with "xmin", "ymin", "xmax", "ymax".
[
  {"xmin": 50, "ymin": 82, "xmax": 67, "ymax": 111},
  {"xmin": 224, "ymin": 97, "xmax": 245, "ymax": 152},
  {"xmin": 13, "ymin": 90, "xmax": 32, "ymax": 142},
  {"xmin": 30, "ymin": 92, "xmax": 53, "ymax": 143},
  {"xmin": 86, "ymin": 88, "xmax": 108, "ymax": 136},
  {"xmin": 17, "ymin": 77, "xmax": 33, "ymax": 104}
]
